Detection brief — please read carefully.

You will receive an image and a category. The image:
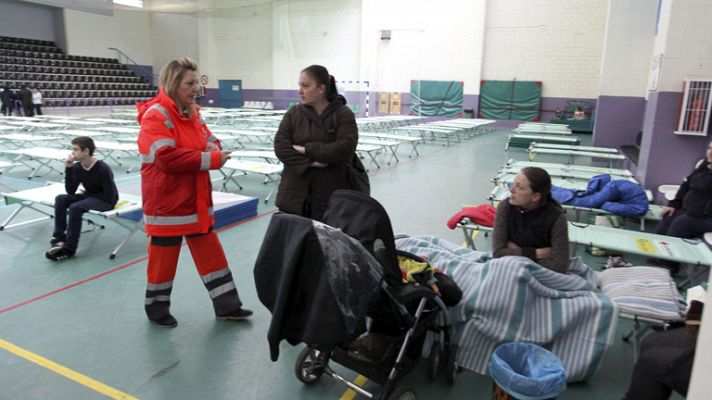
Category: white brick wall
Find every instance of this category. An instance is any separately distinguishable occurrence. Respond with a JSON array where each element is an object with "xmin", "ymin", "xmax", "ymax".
[
  {"xmin": 196, "ymin": 0, "xmax": 361, "ymax": 90},
  {"xmin": 150, "ymin": 13, "xmax": 200, "ymax": 76},
  {"xmin": 271, "ymin": 0, "xmax": 361, "ymax": 90},
  {"xmin": 655, "ymin": 0, "xmax": 712, "ymax": 92},
  {"xmin": 481, "ymin": 0, "xmax": 608, "ymax": 98},
  {"xmin": 198, "ymin": 2, "xmax": 275, "ymax": 89},
  {"xmin": 598, "ymin": 0, "xmax": 657, "ymax": 97},
  {"xmin": 196, "ymin": 0, "xmax": 485, "ymax": 93},
  {"xmin": 64, "ymin": 9, "xmax": 153, "ymax": 65},
  {"xmin": 359, "ymin": 0, "xmax": 486, "ymax": 94}
]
